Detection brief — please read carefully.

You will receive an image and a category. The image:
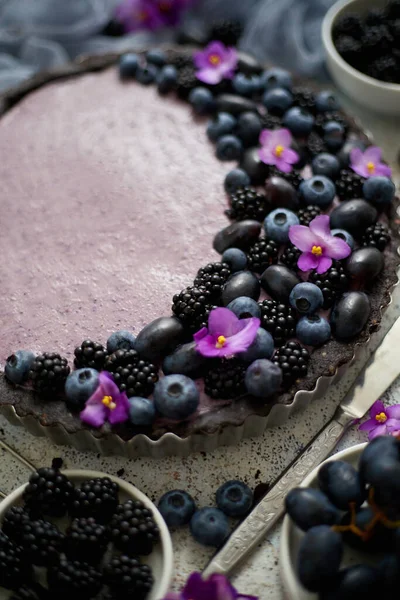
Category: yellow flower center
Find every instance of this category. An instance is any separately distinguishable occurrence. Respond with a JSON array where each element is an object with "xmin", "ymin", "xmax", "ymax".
[
  {"xmin": 136, "ymin": 9, "xmax": 148, "ymax": 21},
  {"xmin": 367, "ymin": 161, "xmax": 375, "ymax": 174},
  {"xmin": 102, "ymin": 395, "xmax": 116, "ymax": 410},
  {"xmin": 216, "ymin": 335, "xmax": 227, "ymax": 348},
  {"xmin": 209, "ymin": 54, "xmax": 221, "ymax": 65},
  {"xmin": 311, "ymin": 245, "xmax": 323, "ymax": 256},
  {"xmin": 274, "ymin": 145, "xmax": 284, "ymax": 158},
  {"xmin": 375, "ymin": 412, "xmax": 387, "ymax": 423}
]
